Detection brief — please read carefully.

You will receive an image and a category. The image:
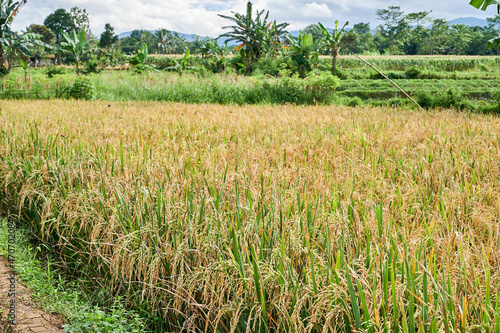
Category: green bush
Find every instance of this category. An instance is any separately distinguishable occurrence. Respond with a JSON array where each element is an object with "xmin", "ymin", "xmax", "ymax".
[
  {"xmin": 83, "ymin": 55, "xmax": 102, "ymax": 74},
  {"xmin": 404, "ymin": 67, "xmax": 420, "ymax": 79},
  {"xmin": 369, "ymin": 71, "xmax": 405, "ymax": 80},
  {"xmin": 253, "ymin": 57, "xmax": 286, "ymax": 77},
  {"xmin": 46, "ymin": 66, "xmax": 66, "ymax": 78},
  {"xmin": 306, "ymin": 71, "xmax": 341, "ymax": 101},
  {"xmin": 348, "ymin": 96, "xmax": 363, "ymax": 107},
  {"xmin": 69, "ymin": 76, "xmax": 96, "ymax": 100},
  {"xmin": 0, "ymin": 67, "xmax": 9, "ymax": 77},
  {"xmin": 416, "ymin": 89, "xmax": 472, "ymax": 110}
]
